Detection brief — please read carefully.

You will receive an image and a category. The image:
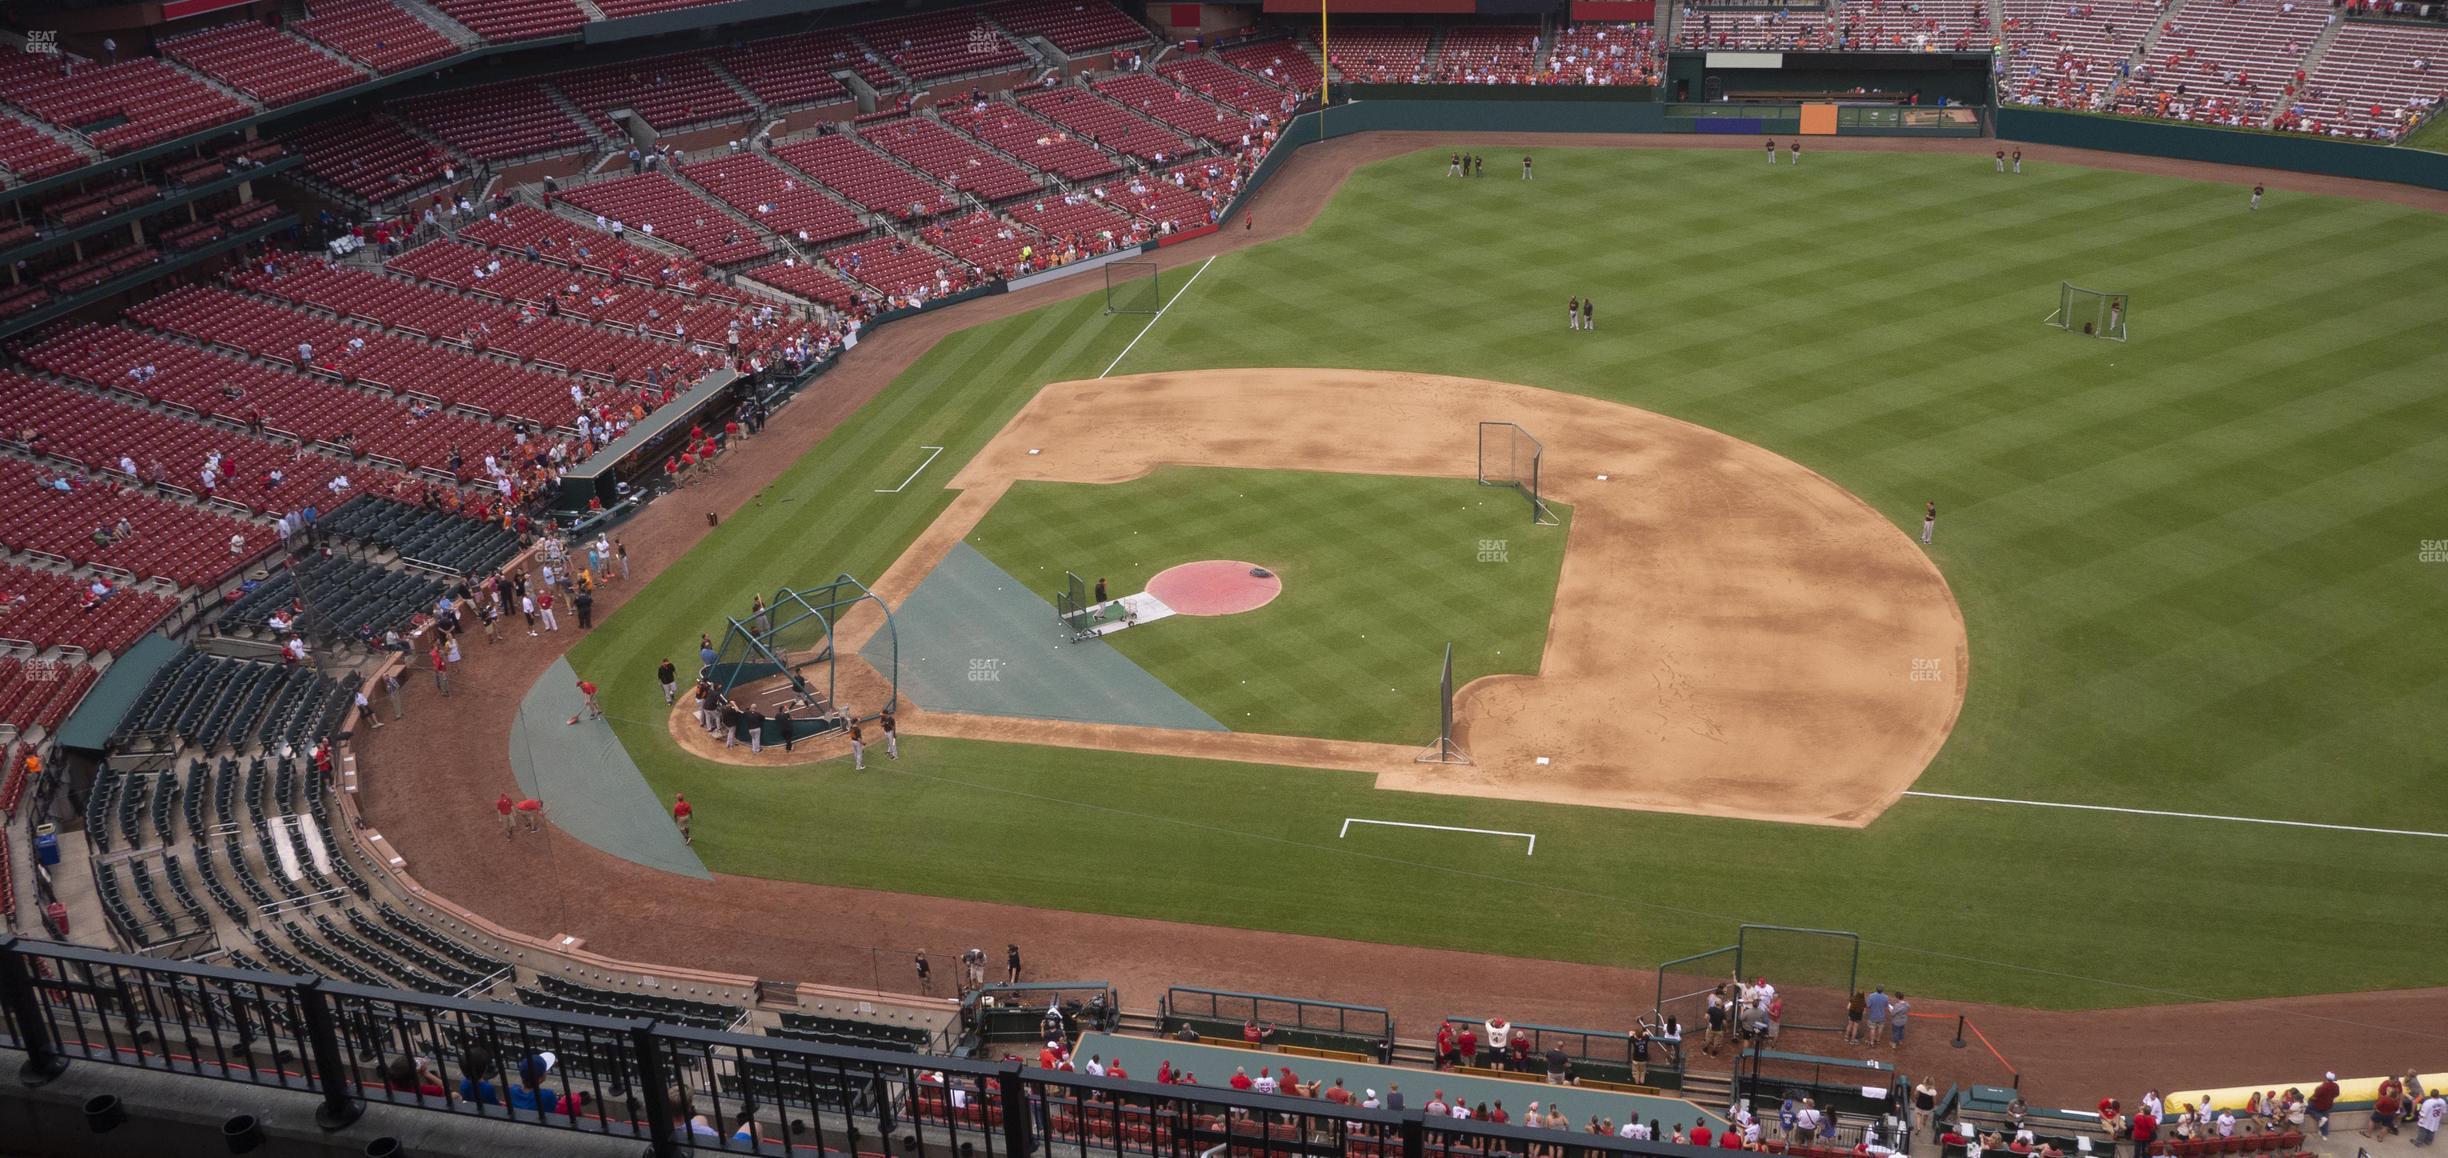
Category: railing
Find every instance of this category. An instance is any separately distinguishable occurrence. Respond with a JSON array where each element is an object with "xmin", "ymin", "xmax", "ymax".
[
  {"xmin": 0, "ymin": 937, "xmax": 1726, "ymax": 1158},
  {"xmin": 1440, "ymin": 1015, "xmax": 1683, "ymax": 1090},
  {"xmin": 1163, "ymin": 986, "xmax": 1392, "ymax": 1061}
]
